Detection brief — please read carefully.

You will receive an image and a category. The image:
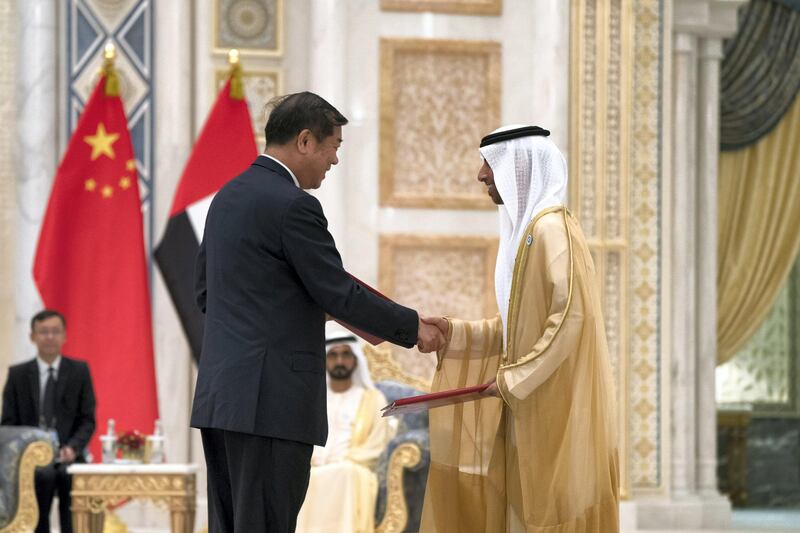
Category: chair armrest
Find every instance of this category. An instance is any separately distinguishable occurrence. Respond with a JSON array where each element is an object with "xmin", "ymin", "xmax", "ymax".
[
  {"xmin": 375, "ymin": 429, "xmax": 430, "ymax": 533},
  {"xmin": 0, "ymin": 426, "xmax": 56, "ymax": 532}
]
